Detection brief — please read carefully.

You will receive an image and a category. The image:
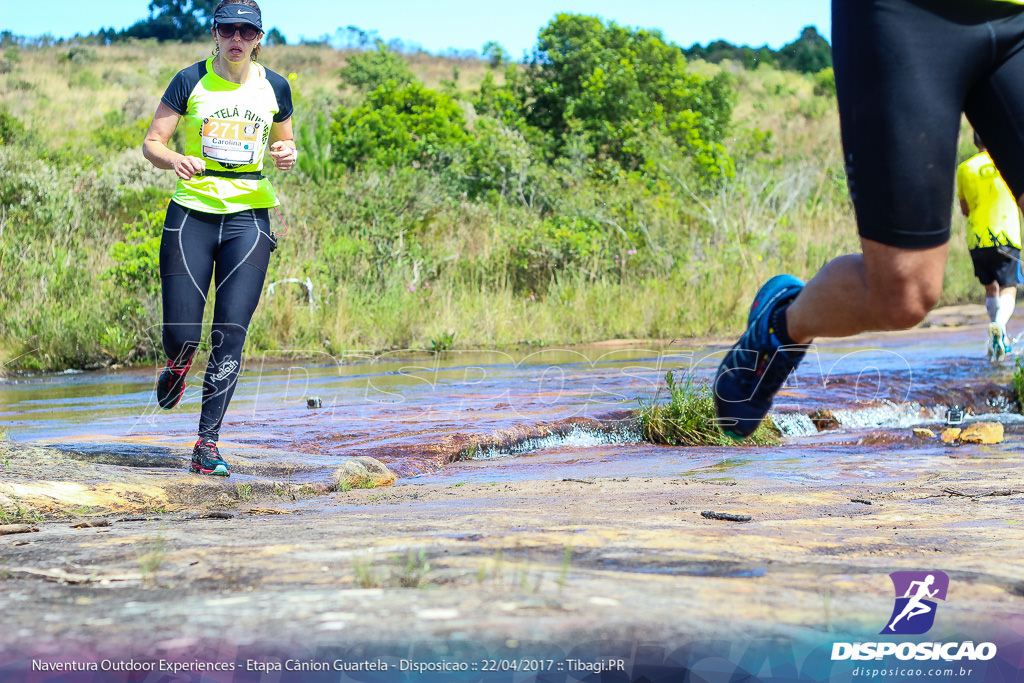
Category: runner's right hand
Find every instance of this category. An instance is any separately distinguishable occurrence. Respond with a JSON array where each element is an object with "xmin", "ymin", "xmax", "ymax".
[{"xmin": 173, "ymin": 155, "xmax": 206, "ymax": 180}]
